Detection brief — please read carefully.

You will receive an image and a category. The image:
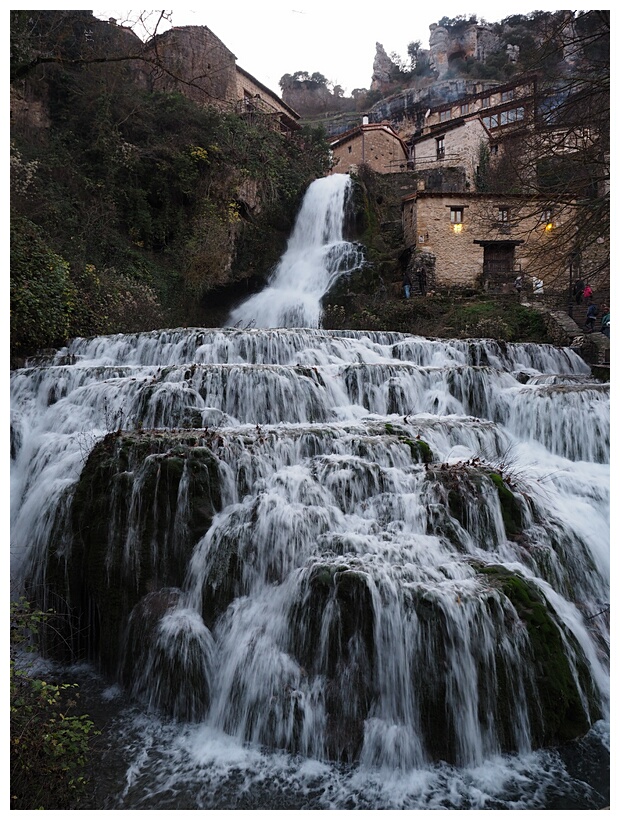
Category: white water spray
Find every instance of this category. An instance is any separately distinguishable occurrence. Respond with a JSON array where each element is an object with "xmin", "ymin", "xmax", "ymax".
[
  {"xmin": 10, "ymin": 327, "xmax": 610, "ymax": 809},
  {"xmin": 227, "ymin": 174, "xmax": 364, "ymax": 328}
]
